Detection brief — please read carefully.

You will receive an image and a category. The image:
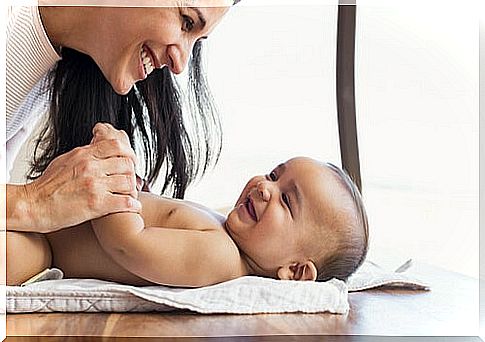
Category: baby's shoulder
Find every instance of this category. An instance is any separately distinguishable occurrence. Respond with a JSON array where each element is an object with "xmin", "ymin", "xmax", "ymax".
[
  {"xmin": 191, "ymin": 229, "xmax": 249, "ymax": 283},
  {"xmin": 139, "ymin": 192, "xmax": 226, "ymax": 232}
]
